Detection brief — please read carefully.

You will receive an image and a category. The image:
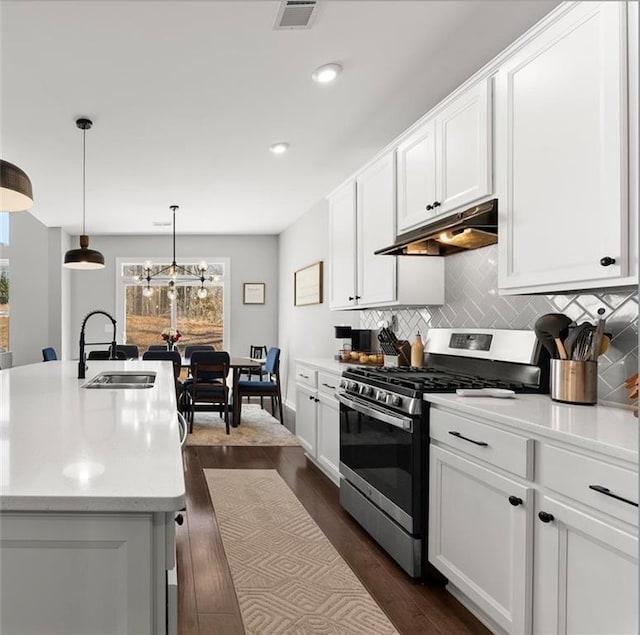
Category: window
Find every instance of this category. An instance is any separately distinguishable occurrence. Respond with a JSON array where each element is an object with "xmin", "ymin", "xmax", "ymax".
[
  {"xmin": 0, "ymin": 260, "xmax": 8, "ymax": 351},
  {"xmin": 116, "ymin": 258, "xmax": 229, "ymax": 353}
]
